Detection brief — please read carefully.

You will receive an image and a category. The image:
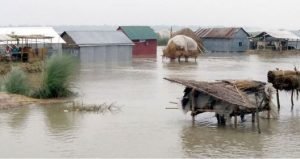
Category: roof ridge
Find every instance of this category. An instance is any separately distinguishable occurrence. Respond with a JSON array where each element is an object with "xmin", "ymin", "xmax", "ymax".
[{"xmin": 66, "ymin": 30, "xmax": 118, "ymax": 32}]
